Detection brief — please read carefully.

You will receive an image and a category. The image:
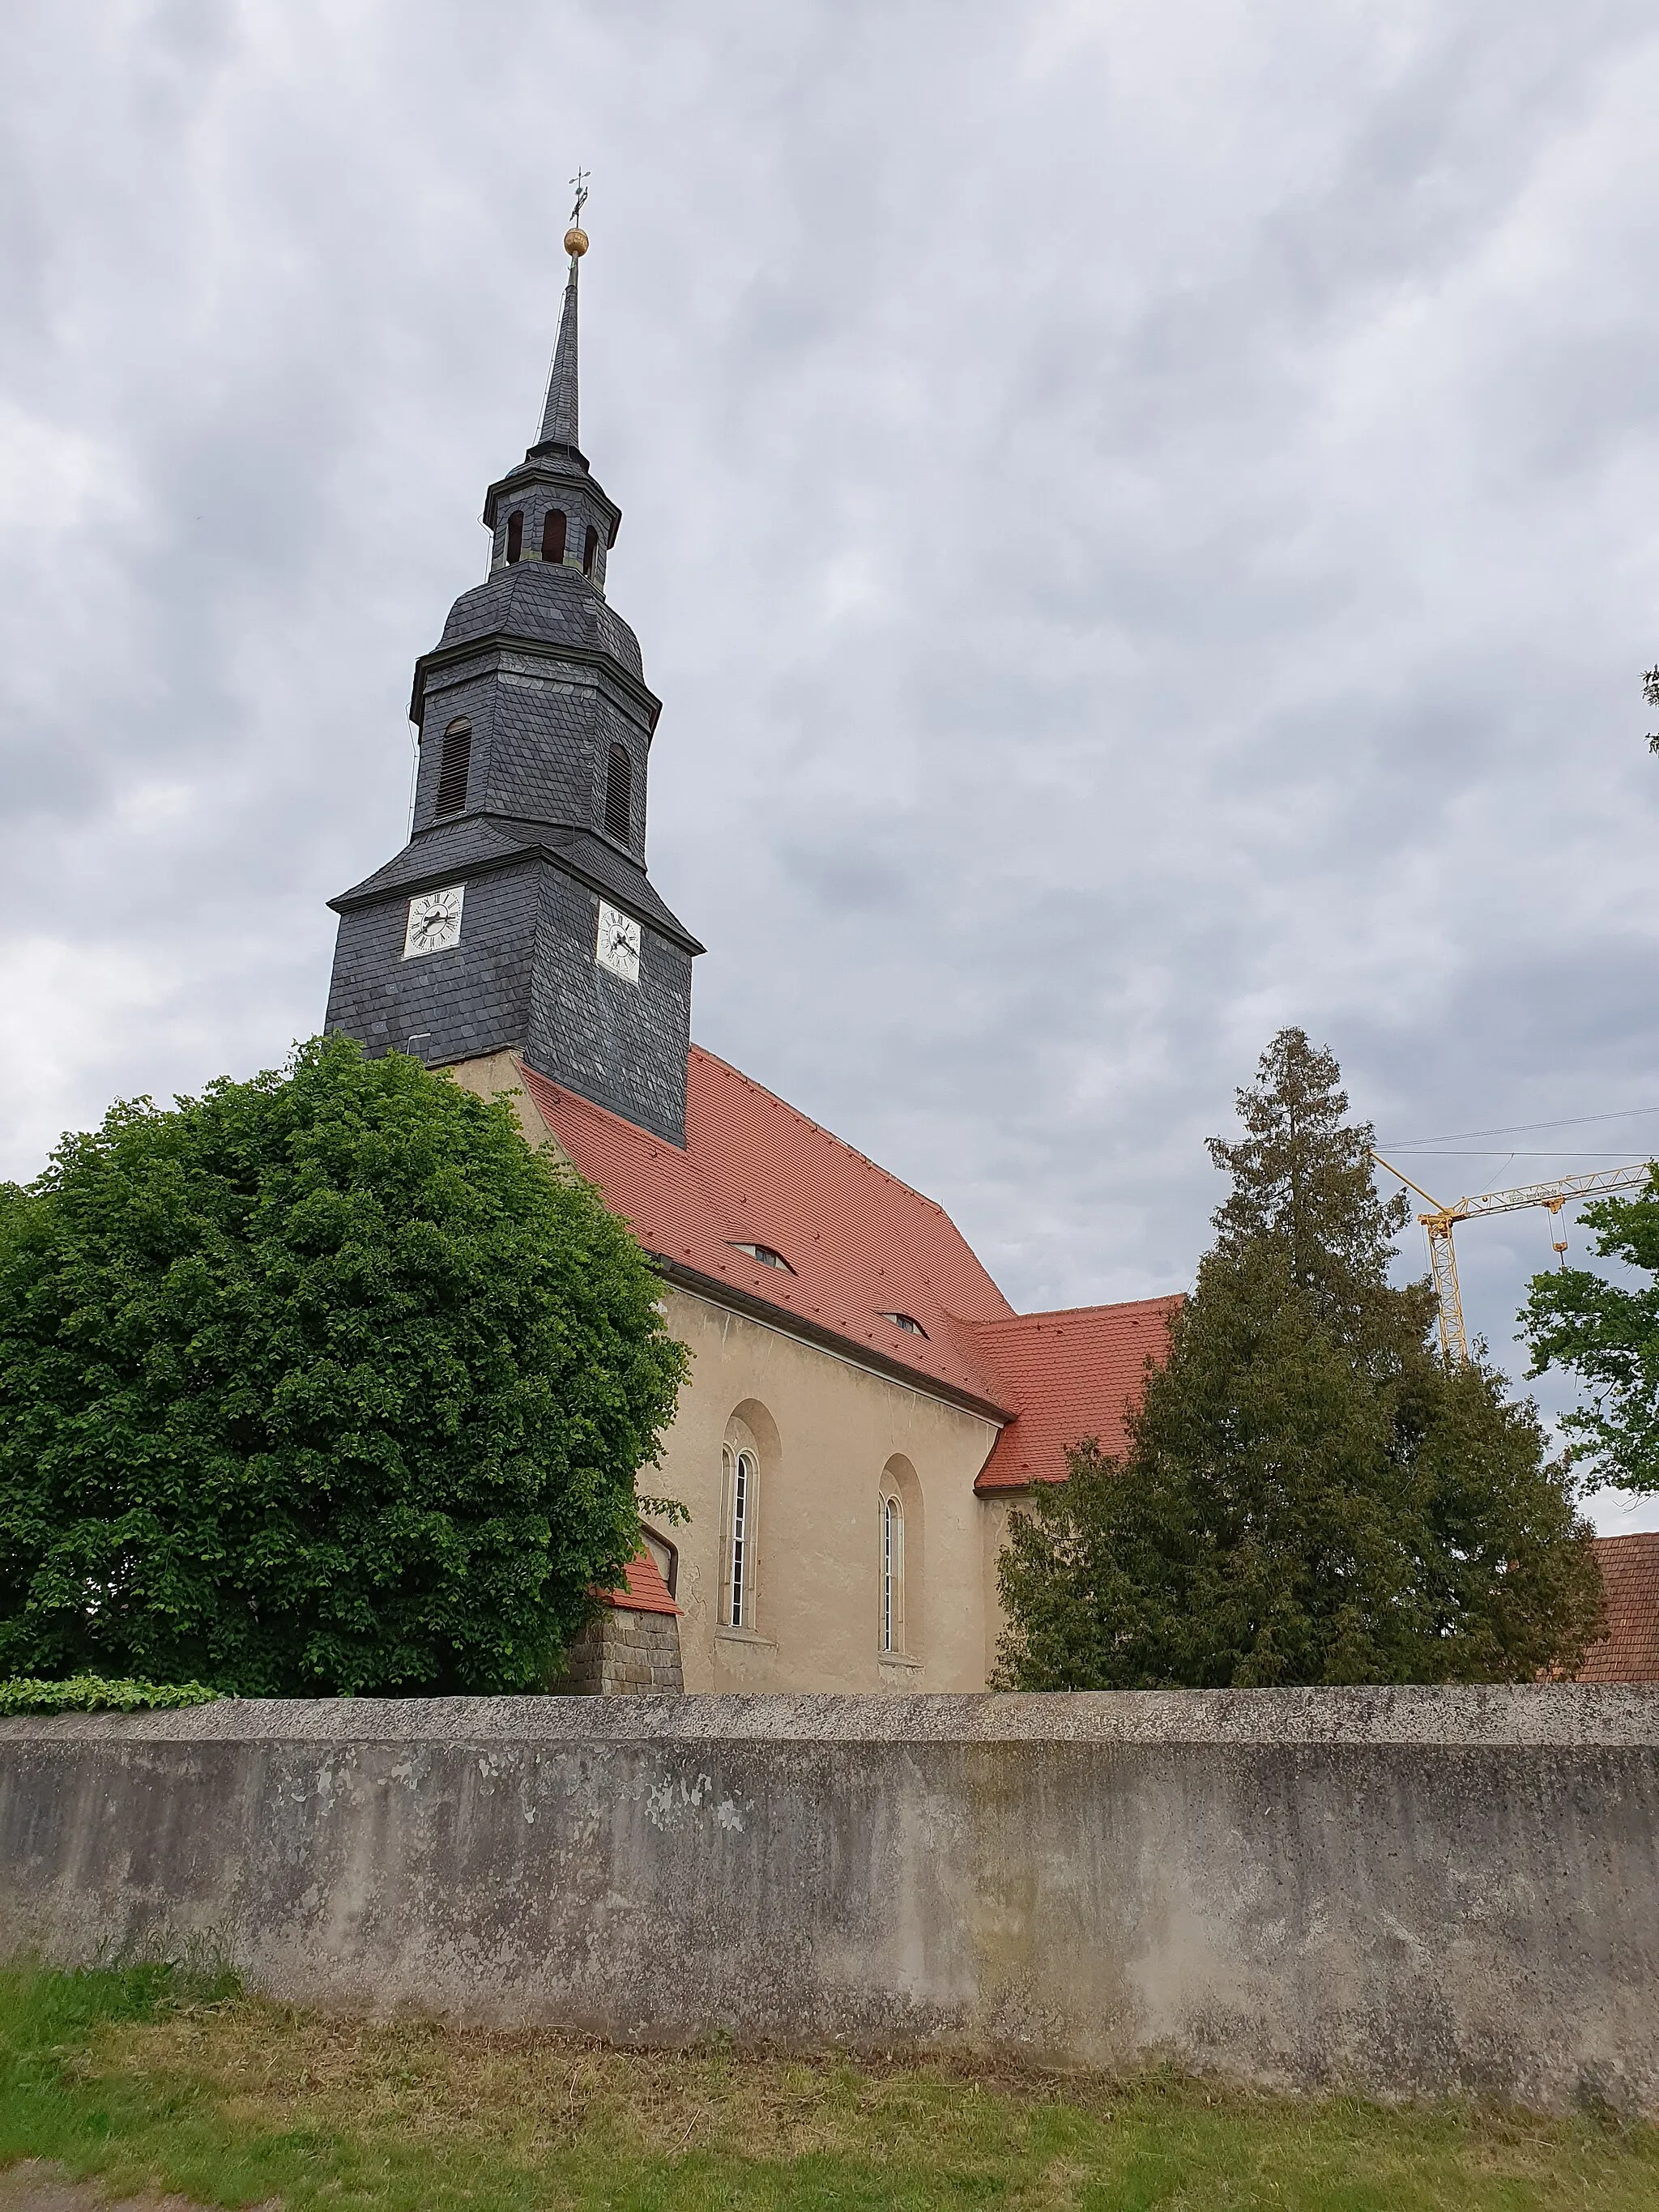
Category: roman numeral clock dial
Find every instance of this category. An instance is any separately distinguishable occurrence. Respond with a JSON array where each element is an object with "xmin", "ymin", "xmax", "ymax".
[
  {"xmin": 403, "ymin": 884, "xmax": 464, "ymax": 958},
  {"xmin": 596, "ymin": 900, "xmax": 641, "ymax": 982}
]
